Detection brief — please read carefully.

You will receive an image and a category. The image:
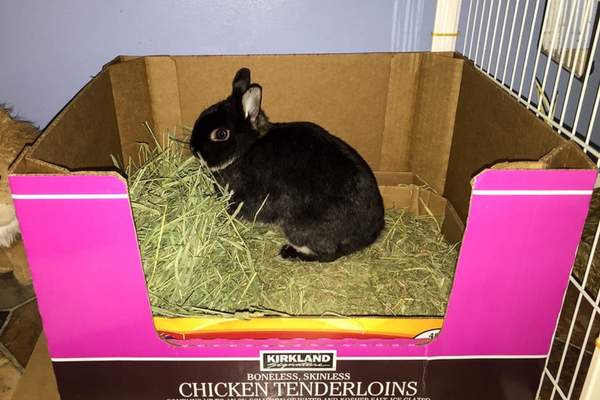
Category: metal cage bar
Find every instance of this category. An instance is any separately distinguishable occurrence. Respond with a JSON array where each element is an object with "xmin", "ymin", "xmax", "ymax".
[{"xmin": 501, "ymin": 0, "xmax": 520, "ymax": 83}]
